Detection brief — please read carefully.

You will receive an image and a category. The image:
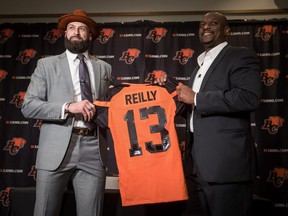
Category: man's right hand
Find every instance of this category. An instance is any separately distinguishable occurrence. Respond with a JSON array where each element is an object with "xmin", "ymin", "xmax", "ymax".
[
  {"xmin": 176, "ymin": 85, "xmax": 195, "ymax": 105},
  {"xmin": 67, "ymin": 100, "xmax": 96, "ymax": 121}
]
